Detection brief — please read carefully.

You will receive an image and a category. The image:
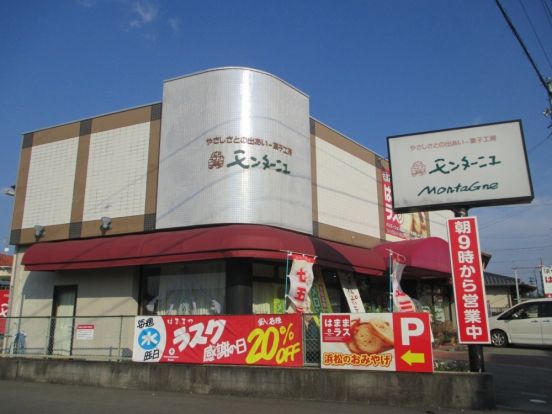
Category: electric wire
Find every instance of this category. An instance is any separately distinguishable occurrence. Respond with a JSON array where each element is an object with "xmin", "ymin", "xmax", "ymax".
[
  {"xmin": 519, "ymin": 0, "xmax": 552, "ymax": 72},
  {"xmin": 495, "ymin": 0, "xmax": 551, "ymax": 97},
  {"xmin": 542, "ymin": 0, "xmax": 552, "ymax": 29}
]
